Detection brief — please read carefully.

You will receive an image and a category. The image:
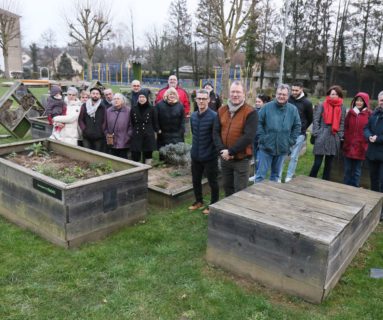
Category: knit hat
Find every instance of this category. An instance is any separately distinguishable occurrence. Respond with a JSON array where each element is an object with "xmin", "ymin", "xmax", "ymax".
[
  {"xmin": 138, "ymin": 89, "xmax": 149, "ymax": 99},
  {"xmin": 90, "ymin": 87, "xmax": 102, "ymax": 95},
  {"xmin": 203, "ymin": 81, "xmax": 213, "ymax": 89},
  {"xmin": 50, "ymin": 85, "xmax": 62, "ymax": 97}
]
